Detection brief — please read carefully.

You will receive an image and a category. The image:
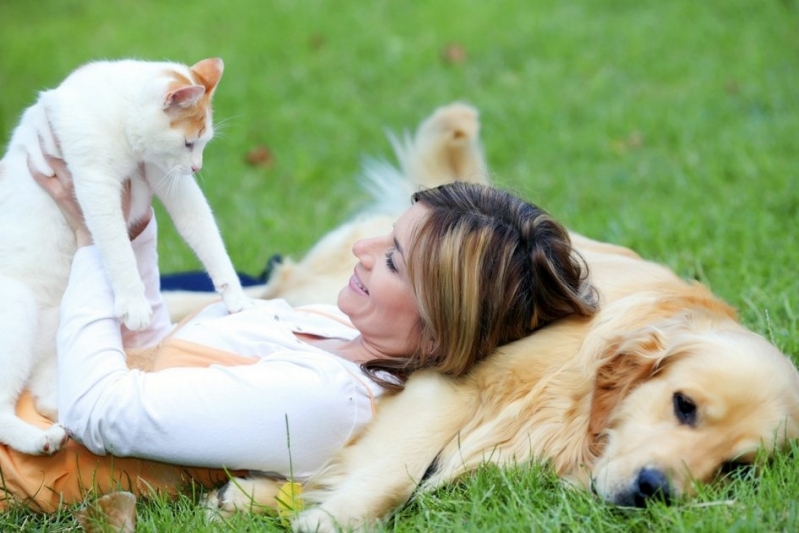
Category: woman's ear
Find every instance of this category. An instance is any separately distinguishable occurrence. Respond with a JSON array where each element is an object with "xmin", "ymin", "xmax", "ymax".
[{"xmin": 587, "ymin": 325, "xmax": 671, "ymax": 454}]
